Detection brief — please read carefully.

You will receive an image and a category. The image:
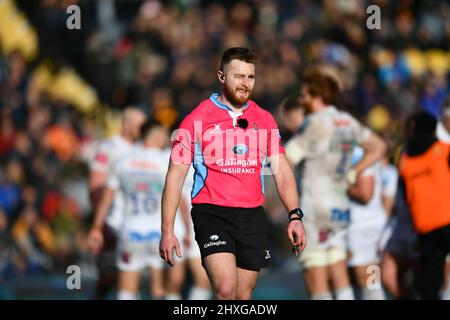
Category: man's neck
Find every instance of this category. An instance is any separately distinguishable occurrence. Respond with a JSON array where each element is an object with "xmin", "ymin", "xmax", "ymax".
[
  {"xmin": 143, "ymin": 143, "xmax": 161, "ymax": 149},
  {"xmin": 120, "ymin": 132, "xmax": 134, "ymax": 144},
  {"xmin": 311, "ymin": 102, "xmax": 327, "ymax": 113},
  {"xmin": 217, "ymin": 92, "xmax": 245, "ymax": 114}
]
